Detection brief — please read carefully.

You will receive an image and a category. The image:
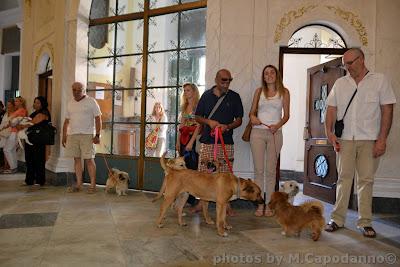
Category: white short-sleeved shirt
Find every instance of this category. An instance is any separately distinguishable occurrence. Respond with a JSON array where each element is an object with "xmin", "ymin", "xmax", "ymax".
[
  {"xmin": 66, "ymin": 96, "xmax": 102, "ymax": 135},
  {"xmin": 326, "ymin": 72, "xmax": 396, "ymax": 140}
]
